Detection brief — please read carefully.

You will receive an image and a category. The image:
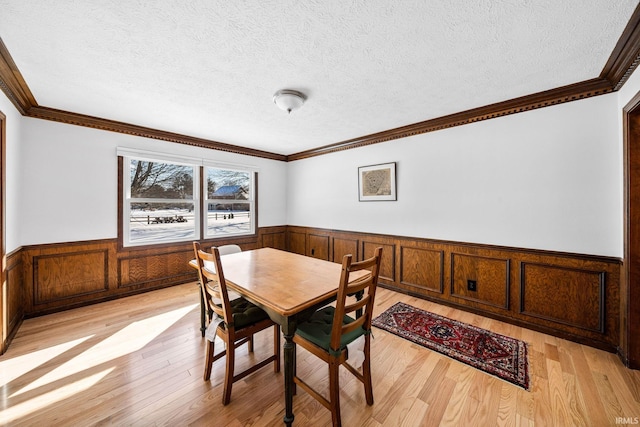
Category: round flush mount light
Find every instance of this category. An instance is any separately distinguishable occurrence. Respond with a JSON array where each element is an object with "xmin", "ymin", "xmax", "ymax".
[{"xmin": 273, "ymin": 89, "xmax": 306, "ymax": 114}]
